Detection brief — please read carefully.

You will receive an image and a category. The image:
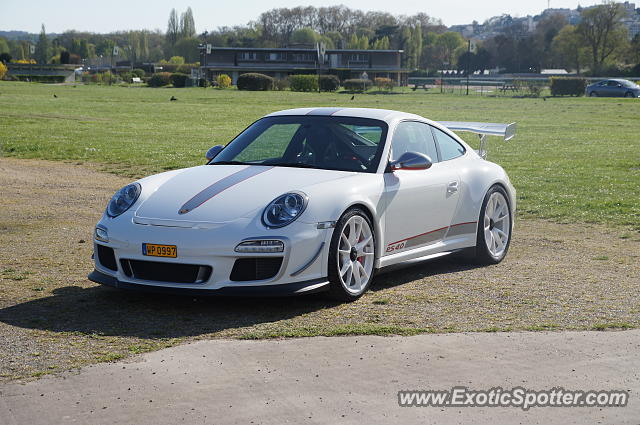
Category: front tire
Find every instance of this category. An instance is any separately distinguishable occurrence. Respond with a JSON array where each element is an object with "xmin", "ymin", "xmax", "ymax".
[
  {"xmin": 327, "ymin": 208, "xmax": 376, "ymax": 301},
  {"xmin": 625, "ymin": 92, "xmax": 635, "ymax": 98},
  {"xmin": 474, "ymin": 185, "xmax": 512, "ymax": 264}
]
